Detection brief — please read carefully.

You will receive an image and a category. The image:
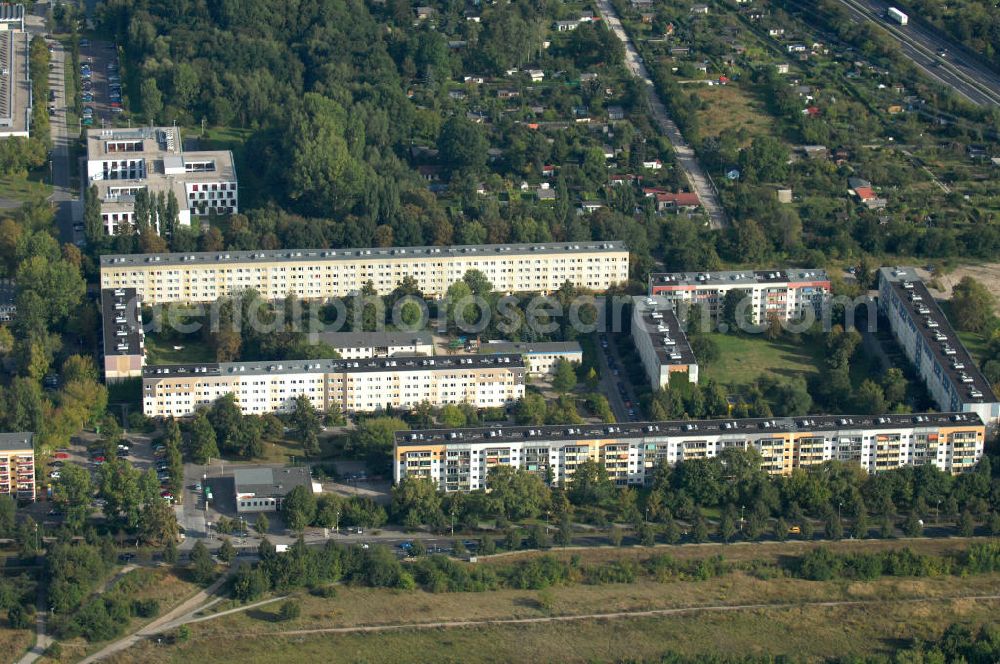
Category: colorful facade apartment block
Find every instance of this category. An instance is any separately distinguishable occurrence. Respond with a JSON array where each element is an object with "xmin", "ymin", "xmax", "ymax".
[{"xmin": 394, "ymin": 413, "xmax": 985, "ymax": 491}]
